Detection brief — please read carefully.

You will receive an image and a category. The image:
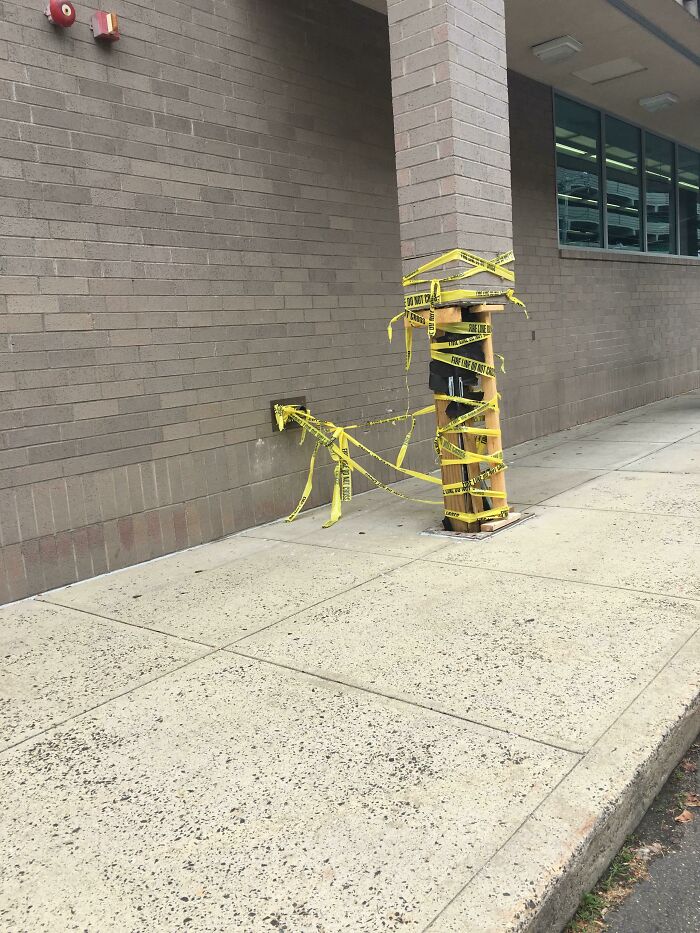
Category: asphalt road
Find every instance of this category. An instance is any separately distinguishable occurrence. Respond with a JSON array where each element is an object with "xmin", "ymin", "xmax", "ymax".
[{"xmin": 604, "ymin": 735, "xmax": 700, "ymax": 933}]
